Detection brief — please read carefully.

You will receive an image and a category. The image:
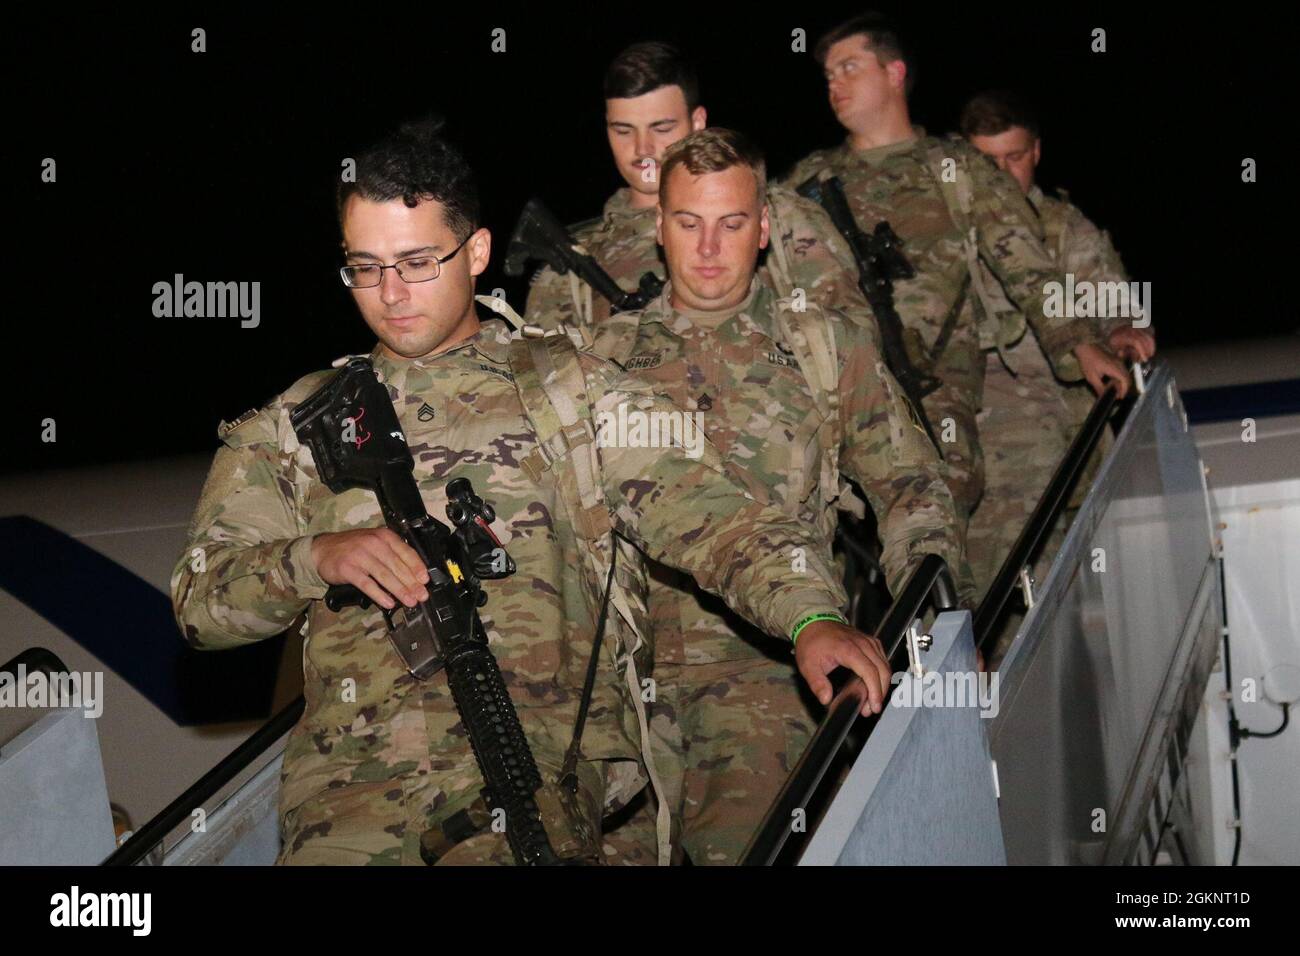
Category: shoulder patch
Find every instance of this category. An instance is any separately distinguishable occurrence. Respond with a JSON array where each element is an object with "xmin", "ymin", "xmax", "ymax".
[
  {"xmin": 216, "ymin": 405, "xmax": 278, "ymax": 449},
  {"xmin": 218, "ymin": 408, "xmax": 258, "ymax": 438}
]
